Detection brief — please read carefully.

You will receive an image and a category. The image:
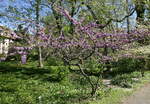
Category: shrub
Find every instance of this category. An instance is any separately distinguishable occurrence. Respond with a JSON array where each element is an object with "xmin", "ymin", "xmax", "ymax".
[
  {"xmin": 45, "ymin": 66, "xmax": 69, "ymax": 82},
  {"xmin": 111, "ymin": 72, "xmax": 141, "ymax": 88},
  {"xmin": 111, "ymin": 58, "xmax": 145, "ymax": 76},
  {"xmin": 84, "ymin": 58, "xmax": 104, "ymax": 76},
  {"xmin": 46, "ymin": 57, "xmax": 63, "ymax": 66}
]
